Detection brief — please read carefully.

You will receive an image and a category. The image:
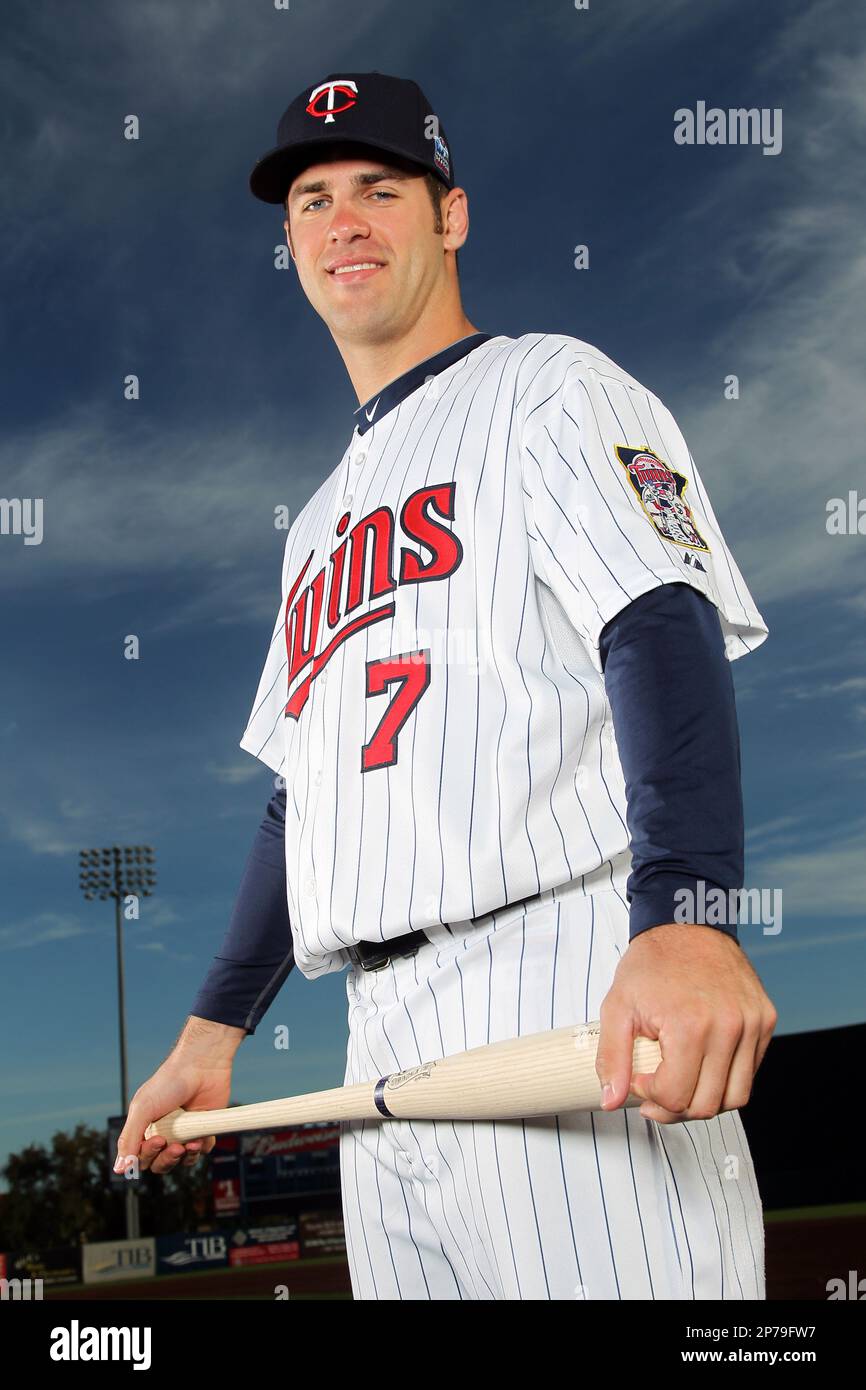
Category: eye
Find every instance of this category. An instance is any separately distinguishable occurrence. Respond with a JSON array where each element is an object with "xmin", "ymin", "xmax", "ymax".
[
  {"xmin": 369, "ymin": 190, "xmax": 395, "ymax": 200},
  {"xmin": 302, "ymin": 197, "xmax": 328, "ymax": 212}
]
